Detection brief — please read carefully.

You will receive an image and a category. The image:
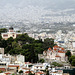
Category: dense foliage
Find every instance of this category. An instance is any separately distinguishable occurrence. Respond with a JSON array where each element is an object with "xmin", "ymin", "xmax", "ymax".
[
  {"xmin": 66, "ymin": 50, "xmax": 71, "ymax": 60},
  {"xmin": 0, "ymin": 28, "xmax": 8, "ymax": 34},
  {"xmin": 51, "ymin": 62, "xmax": 63, "ymax": 67},
  {"xmin": 69, "ymin": 56, "xmax": 75, "ymax": 66},
  {"xmin": 39, "ymin": 59, "xmax": 45, "ymax": 63},
  {"xmin": 19, "ymin": 70, "xmax": 23, "ymax": 73},
  {"xmin": 0, "ymin": 29, "xmax": 55, "ymax": 63}
]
